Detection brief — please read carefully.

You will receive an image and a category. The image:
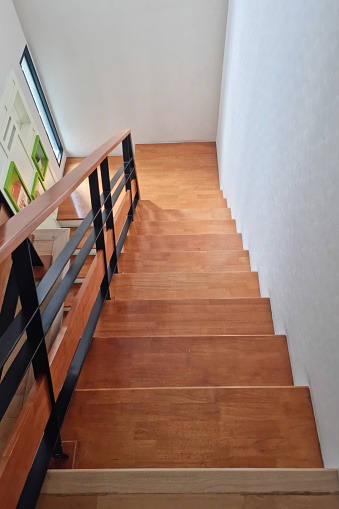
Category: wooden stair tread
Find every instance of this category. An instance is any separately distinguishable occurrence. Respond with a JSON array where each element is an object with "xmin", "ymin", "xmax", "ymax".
[
  {"xmin": 77, "ymin": 335, "xmax": 293, "ymax": 389},
  {"xmin": 134, "ymin": 208, "xmax": 231, "ymax": 222},
  {"xmin": 65, "ymin": 273, "xmax": 260, "ymax": 307},
  {"xmin": 118, "ymin": 251, "xmax": 251, "ymax": 273},
  {"xmin": 129, "ymin": 220, "xmax": 236, "ymax": 236},
  {"xmin": 109, "ymin": 272, "xmax": 260, "ymax": 300},
  {"xmin": 60, "ymin": 387, "xmax": 323, "ymax": 468},
  {"xmin": 94, "ymin": 298, "xmax": 274, "ymax": 336},
  {"xmin": 123, "ymin": 234, "xmax": 243, "ymax": 252}
]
